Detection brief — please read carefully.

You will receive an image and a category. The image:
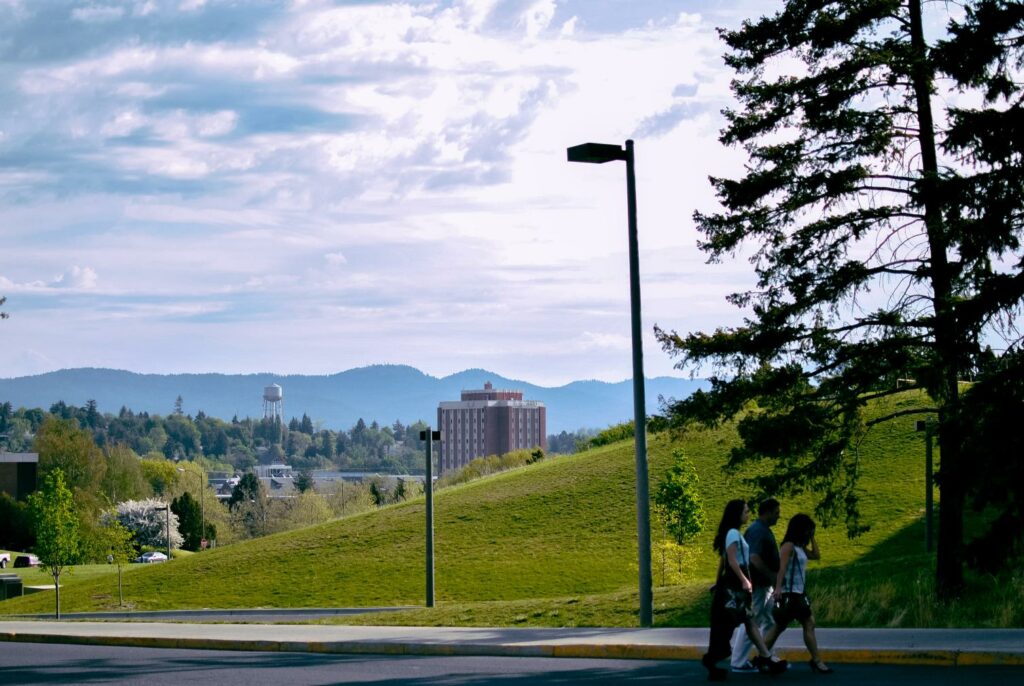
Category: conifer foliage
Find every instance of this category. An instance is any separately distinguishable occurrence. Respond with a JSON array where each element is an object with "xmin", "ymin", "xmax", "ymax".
[{"xmin": 656, "ymin": 1, "xmax": 1024, "ymax": 597}]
